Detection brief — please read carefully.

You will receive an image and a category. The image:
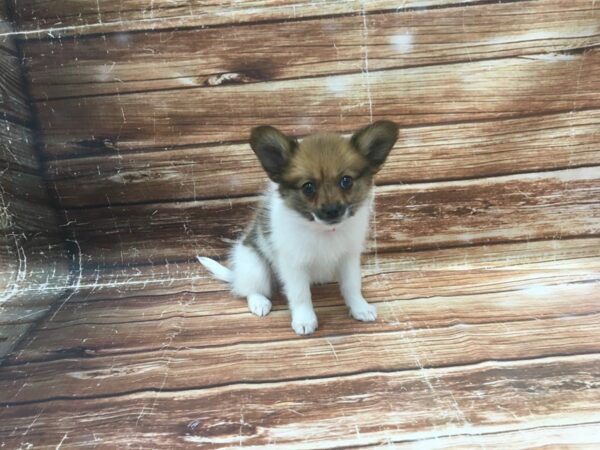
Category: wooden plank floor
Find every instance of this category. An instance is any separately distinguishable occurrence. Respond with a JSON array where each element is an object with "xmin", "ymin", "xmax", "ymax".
[
  {"xmin": 1, "ymin": 243, "xmax": 600, "ymax": 447},
  {"xmin": 2, "ymin": 0, "xmax": 600, "ymax": 447}
]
